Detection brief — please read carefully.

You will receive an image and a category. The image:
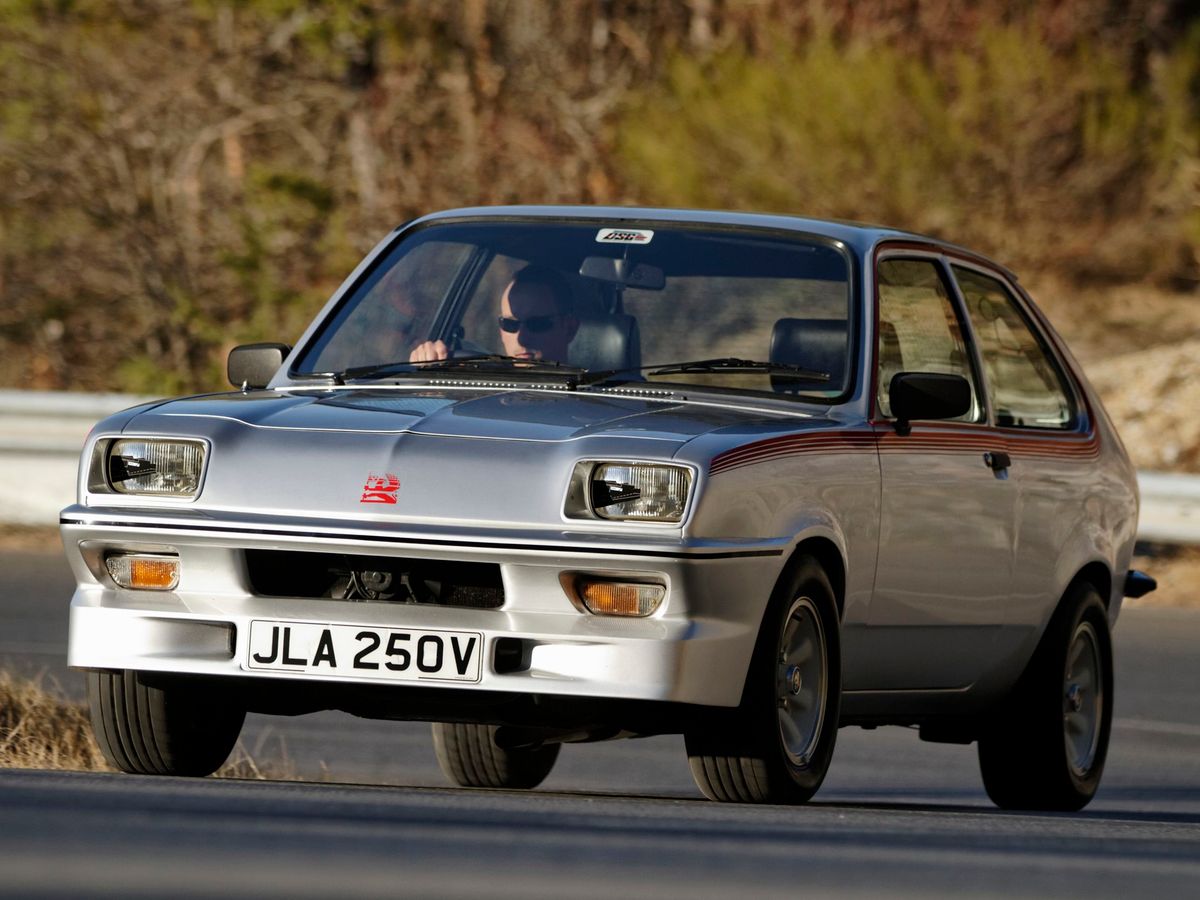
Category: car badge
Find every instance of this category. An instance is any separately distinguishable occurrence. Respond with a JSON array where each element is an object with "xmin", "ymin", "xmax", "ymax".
[{"xmin": 361, "ymin": 473, "xmax": 400, "ymax": 504}]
